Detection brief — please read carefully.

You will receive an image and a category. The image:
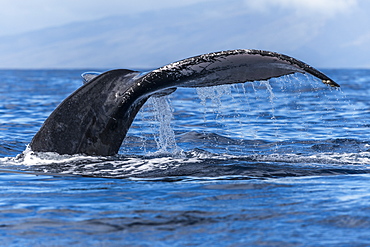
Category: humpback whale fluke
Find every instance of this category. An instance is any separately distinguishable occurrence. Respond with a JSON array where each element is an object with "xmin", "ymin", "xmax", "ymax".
[{"xmin": 29, "ymin": 49, "xmax": 339, "ymax": 156}]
